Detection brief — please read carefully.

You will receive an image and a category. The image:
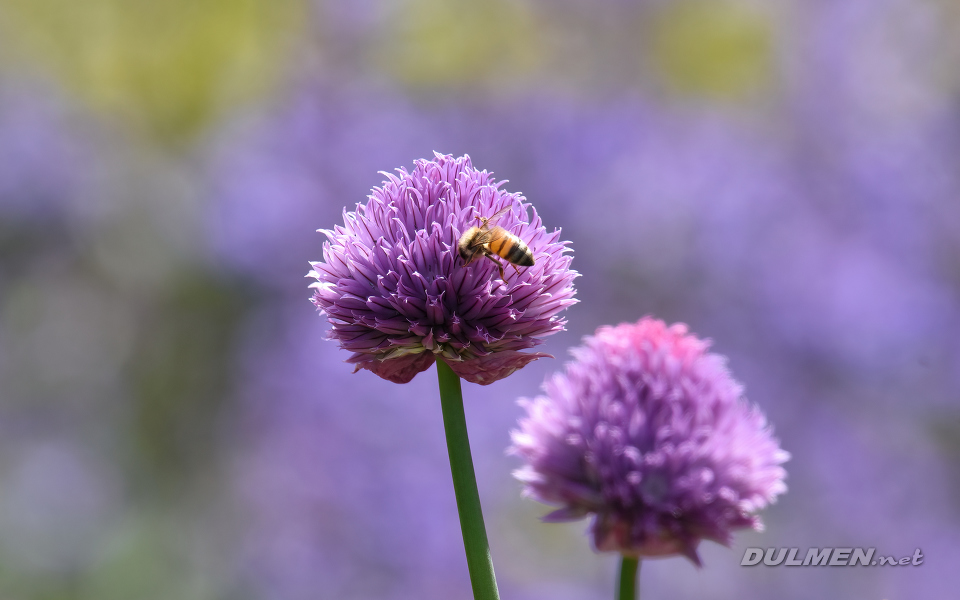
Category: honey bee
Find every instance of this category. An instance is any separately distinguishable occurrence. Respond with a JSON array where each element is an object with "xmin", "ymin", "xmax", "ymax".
[{"xmin": 458, "ymin": 206, "xmax": 535, "ymax": 279}]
